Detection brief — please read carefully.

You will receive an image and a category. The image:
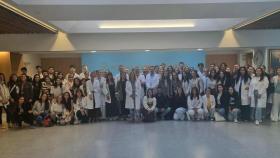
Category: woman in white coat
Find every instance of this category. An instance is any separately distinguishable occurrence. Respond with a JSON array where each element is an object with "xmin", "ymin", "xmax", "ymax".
[
  {"xmin": 202, "ymin": 88, "xmax": 216, "ymax": 120},
  {"xmin": 92, "ymin": 71, "xmax": 107, "ymax": 120},
  {"xmin": 234, "ymin": 67, "xmax": 251, "ymax": 121},
  {"xmin": 271, "ymin": 67, "xmax": 280, "ymax": 121},
  {"xmin": 125, "ymin": 71, "xmax": 141, "ymax": 121},
  {"xmin": 249, "ymin": 67, "xmax": 269, "ymax": 125},
  {"xmin": 80, "ymin": 78, "xmax": 95, "ymax": 123},
  {"xmin": 187, "ymin": 87, "xmax": 203, "ymax": 120},
  {"xmin": 73, "ymin": 89, "xmax": 87, "ymax": 124}
]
